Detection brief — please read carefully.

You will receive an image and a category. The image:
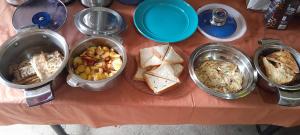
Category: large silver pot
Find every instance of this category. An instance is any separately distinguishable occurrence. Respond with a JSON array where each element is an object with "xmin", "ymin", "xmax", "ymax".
[
  {"xmin": 0, "ymin": 29, "xmax": 69, "ymax": 106},
  {"xmin": 254, "ymin": 39, "xmax": 300, "ymax": 106},
  {"xmin": 81, "ymin": 0, "xmax": 113, "ymax": 7},
  {"xmin": 189, "ymin": 43, "xmax": 257, "ymax": 99},
  {"xmin": 67, "ymin": 7, "xmax": 127, "ymax": 91},
  {"xmin": 67, "ymin": 36, "xmax": 127, "ymax": 91}
]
